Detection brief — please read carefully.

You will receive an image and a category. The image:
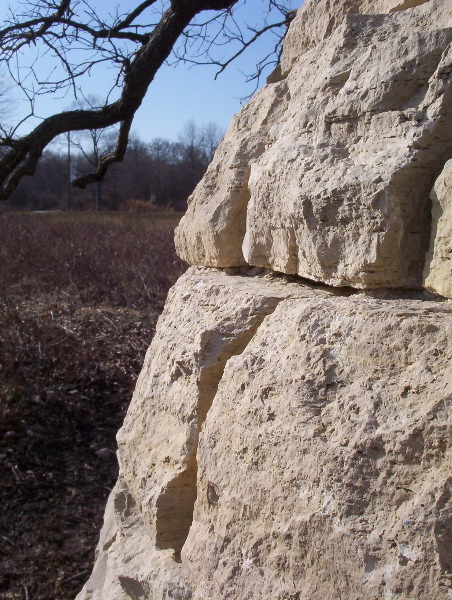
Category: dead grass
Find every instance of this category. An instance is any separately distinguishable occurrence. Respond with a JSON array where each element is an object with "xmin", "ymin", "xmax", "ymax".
[{"xmin": 0, "ymin": 211, "xmax": 186, "ymax": 600}]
